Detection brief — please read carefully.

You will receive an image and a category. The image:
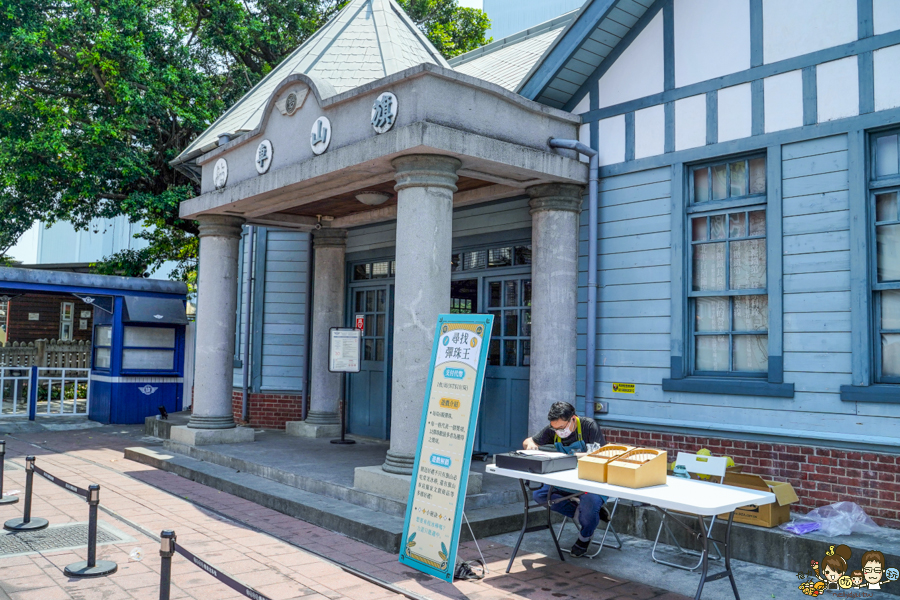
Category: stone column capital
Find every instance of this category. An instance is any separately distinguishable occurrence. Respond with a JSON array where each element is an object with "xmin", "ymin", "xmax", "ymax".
[
  {"xmin": 196, "ymin": 215, "xmax": 245, "ymax": 239},
  {"xmin": 312, "ymin": 228, "xmax": 348, "ymax": 248},
  {"xmin": 526, "ymin": 183, "xmax": 585, "ymax": 214},
  {"xmin": 392, "ymin": 154, "xmax": 461, "ymax": 193}
]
